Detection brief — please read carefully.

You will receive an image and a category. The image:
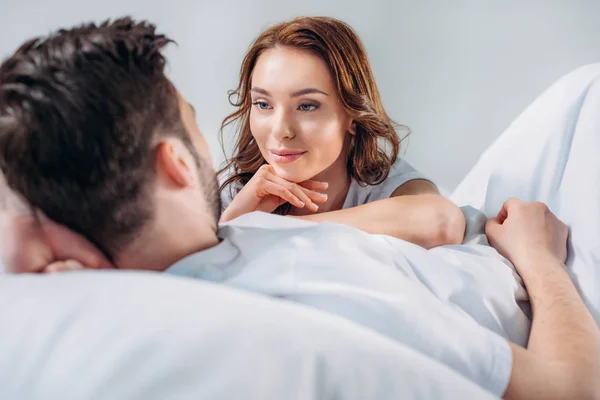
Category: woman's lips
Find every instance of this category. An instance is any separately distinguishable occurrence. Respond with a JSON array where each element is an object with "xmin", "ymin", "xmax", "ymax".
[{"xmin": 269, "ymin": 149, "xmax": 307, "ymax": 163}]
